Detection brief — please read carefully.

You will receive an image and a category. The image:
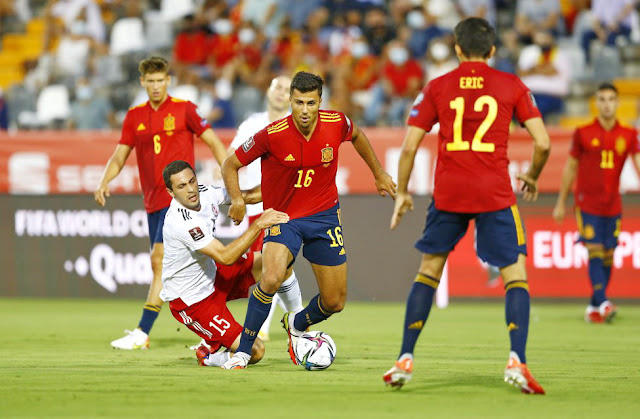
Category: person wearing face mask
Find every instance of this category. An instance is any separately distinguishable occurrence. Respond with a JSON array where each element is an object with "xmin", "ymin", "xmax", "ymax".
[
  {"xmin": 206, "ymin": 18, "xmax": 240, "ymax": 78},
  {"xmin": 68, "ymin": 78, "xmax": 114, "ymax": 130},
  {"xmin": 364, "ymin": 40, "xmax": 423, "ymax": 126},
  {"xmin": 517, "ymin": 30, "xmax": 571, "ymax": 121},
  {"xmin": 406, "ymin": 7, "xmax": 448, "ymax": 59},
  {"xmin": 425, "ymin": 38, "xmax": 457, "ymax": 81}
]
